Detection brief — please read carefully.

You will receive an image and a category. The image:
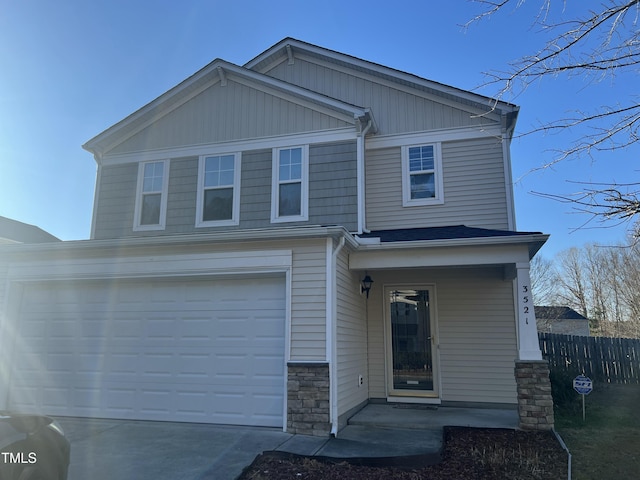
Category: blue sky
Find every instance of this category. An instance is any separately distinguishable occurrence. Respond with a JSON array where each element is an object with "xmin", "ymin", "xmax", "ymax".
[{"xmin": 0, "ymin": 0, "xmax": 637, "ymax": 258}]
